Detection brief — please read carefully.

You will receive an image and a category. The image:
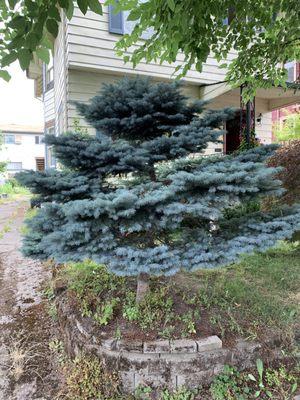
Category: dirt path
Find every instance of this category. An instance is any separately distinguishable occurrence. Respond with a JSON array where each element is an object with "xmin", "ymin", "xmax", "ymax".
[{"xmin": 0, "ymin": 199, "xmax": 60, "ymax": 400}]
